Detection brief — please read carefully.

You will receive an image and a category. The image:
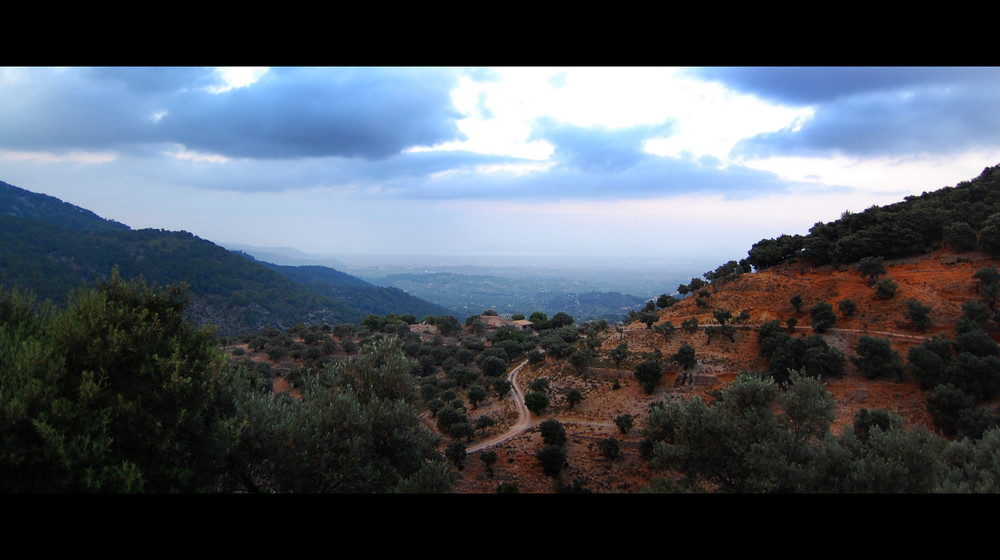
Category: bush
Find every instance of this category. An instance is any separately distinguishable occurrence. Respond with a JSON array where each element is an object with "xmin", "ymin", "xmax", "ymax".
[
  {"xmin": 808, "ymin": 301, "xmax": 838, "ymax": 333},
  {"xmin": 524, "ymin": 391, "xmax": 549, "ymax": 414},
  {"xmin": 614, "ymin": 414, "xmax": 634, "ymax": 434},
  {"xmin": 906, "ymin": 299, "xmax": 933, "ymax": 331},
  {"xmin": 598, "ymin": 437, "xmax": 621, "ymax": 460},
  {"xmin": 874, "ymin": 278, "xmax": 899, "ymax": 299},
  {"xmin": 838, "ymin": 299, "xmax": 857, "ymax": 316},
  {"xmin": 536, "ymin": 445, "xmax": 567, "ymax": 477},
  {"xmin": 539, "ymin": 418, "xmax": 567, "ymax": 446},
  {"xmin": 851, "ymin": 336, "xmax": 903, "ymax": 380},
  {"xmin": 926, "ymin": 383, "xmax": 974, "ymax": 437},
  {"xmin": 634, "ymin": 358, "xmax": 664, "ymax": 394}
]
